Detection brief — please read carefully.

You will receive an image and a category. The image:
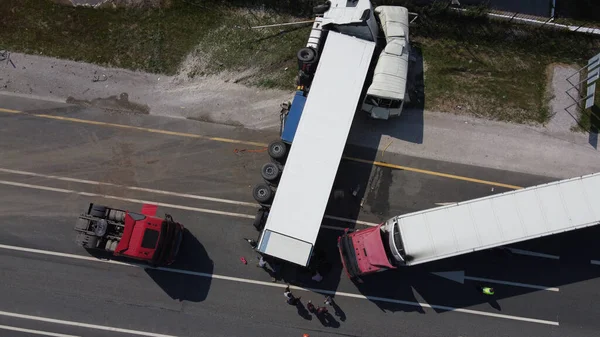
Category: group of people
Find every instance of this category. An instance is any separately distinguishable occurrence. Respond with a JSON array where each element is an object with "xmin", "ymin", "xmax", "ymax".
[{"xmin": 285, "ymin": 285, "xmax": 333, "ymax": 317}]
